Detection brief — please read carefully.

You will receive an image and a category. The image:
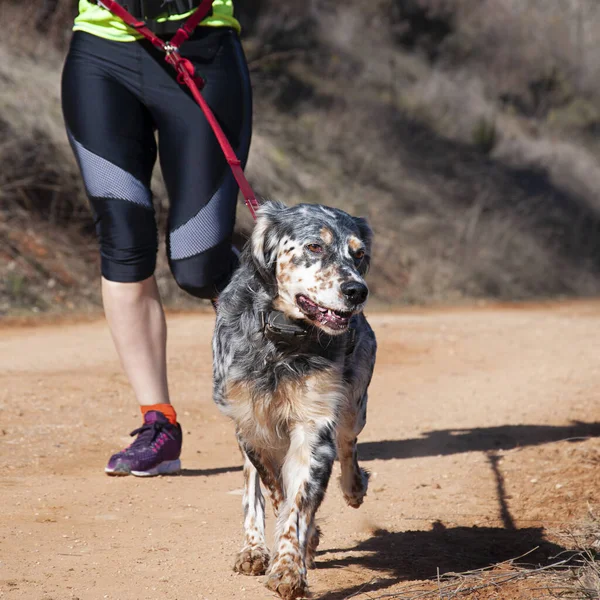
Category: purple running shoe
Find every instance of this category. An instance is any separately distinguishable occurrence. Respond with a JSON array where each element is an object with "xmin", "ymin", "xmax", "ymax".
[{"xmin": 105, "ymin": 411, "xmax": 182, "ymax": 477}]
